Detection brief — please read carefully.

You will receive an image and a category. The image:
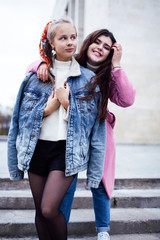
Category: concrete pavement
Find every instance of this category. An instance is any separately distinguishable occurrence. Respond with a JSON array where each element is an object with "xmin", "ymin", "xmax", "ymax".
[
  {"xmin": 1, "ymin": 140, "xmax": 160, "ymax": 179},
  {"xmin": 1, "ymin": 234, "xmax": 160, "ymax": 240}
]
